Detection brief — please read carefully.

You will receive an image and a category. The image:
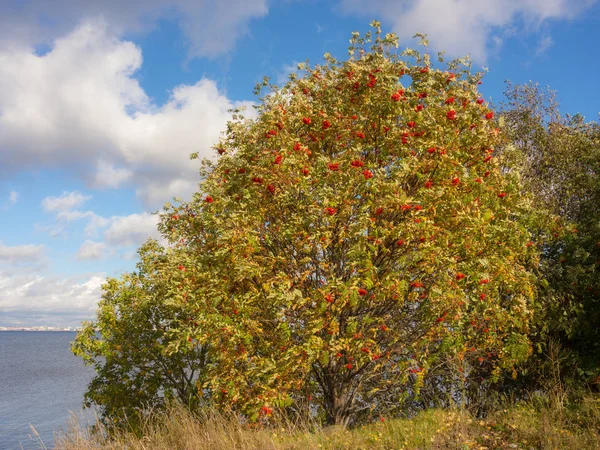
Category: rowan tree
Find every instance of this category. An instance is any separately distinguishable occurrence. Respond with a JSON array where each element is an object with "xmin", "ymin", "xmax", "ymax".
[
  {"xmin": 75, "ymin": 23, "xmax": 540, "ymax": 426},
  {"xmin": 155, "ymin": 24, "xmax": 538, "ymax": 425}
]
